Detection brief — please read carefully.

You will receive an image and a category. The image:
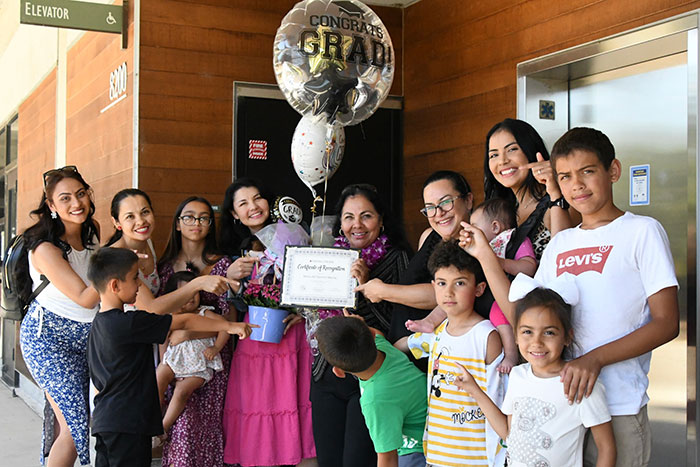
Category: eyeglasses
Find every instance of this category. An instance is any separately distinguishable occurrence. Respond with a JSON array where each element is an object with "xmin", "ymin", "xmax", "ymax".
[
  {"xmin": 420, "ymin": 196, "xmax": 462, "ymax": 218},
  {"xmin": 43, "ymin": 165, "xmax": 78, "ymax": 187},
  {"xmin": 179, "ymin": 215, "xmax": 213, "ymax": 226}
]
